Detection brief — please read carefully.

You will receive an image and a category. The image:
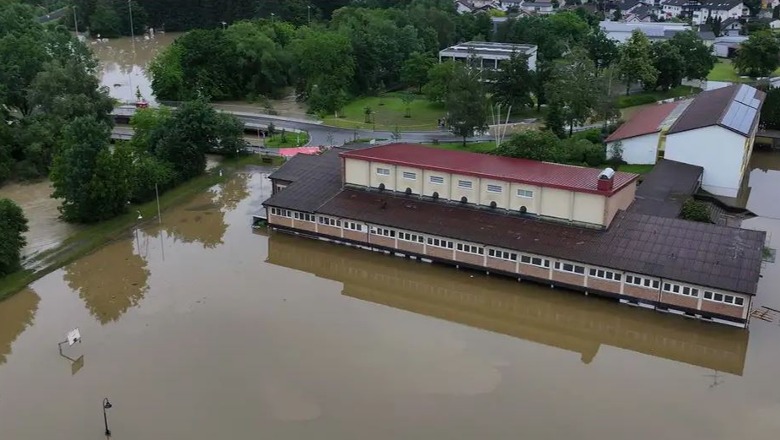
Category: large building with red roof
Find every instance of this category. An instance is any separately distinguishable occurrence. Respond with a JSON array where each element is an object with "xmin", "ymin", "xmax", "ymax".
[
  {"xmin": 262, "ymin": 142, "xmax": 766, "ymax": 328},
  {"xmin": 606, "ymin": 84, "xmax": 765, "ymax": 198}
]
